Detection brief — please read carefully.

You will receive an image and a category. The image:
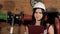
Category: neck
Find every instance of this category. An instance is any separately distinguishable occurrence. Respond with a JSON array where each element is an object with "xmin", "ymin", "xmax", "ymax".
[{"xmin": 35, "ymin": 20, "xmax": 41, "ymax": 26}]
